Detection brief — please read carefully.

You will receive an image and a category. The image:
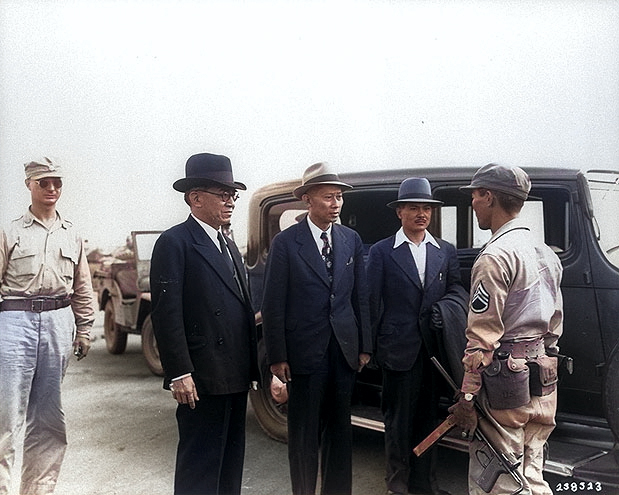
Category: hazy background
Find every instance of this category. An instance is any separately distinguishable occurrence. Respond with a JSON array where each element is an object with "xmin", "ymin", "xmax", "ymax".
[{"xmin": 2, "ymin": 0, "xmax": 618, "ymax": 251}]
